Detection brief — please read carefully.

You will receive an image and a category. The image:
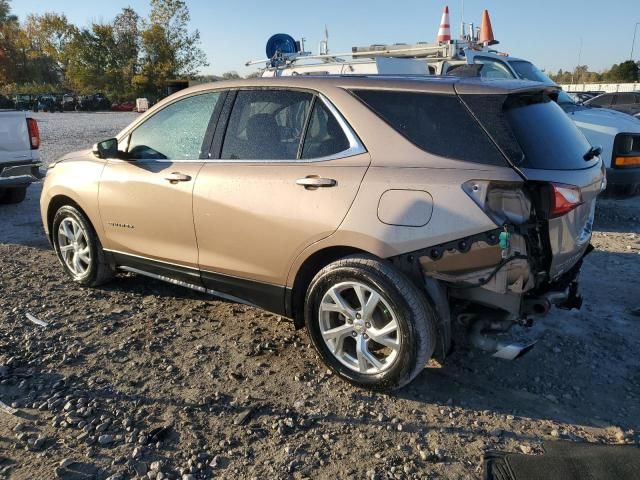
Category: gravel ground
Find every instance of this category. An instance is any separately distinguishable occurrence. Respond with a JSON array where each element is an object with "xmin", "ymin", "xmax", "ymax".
[{"xmin": 1, "ymin": 112, "xmax": 639, "ymax": 480}]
